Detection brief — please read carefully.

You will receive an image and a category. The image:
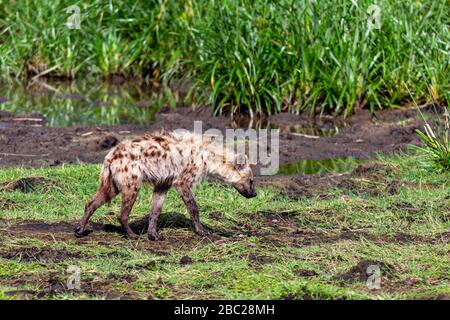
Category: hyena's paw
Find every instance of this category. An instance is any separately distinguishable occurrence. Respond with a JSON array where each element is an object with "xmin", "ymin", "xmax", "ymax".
[
  {"xmin": 195, "ymin": 227, "xmax": 211, "ymax": 238},
  {"xmin": 74, "ymin": 225, "xmax": 90, "ymax": 238},
  {"xmin": 148, "ymin": 231, "xmax": 164, "ymax": 241},
  {"xmin": 127, "ymin": 232, "xmax": 140, "ymax": 240}
]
